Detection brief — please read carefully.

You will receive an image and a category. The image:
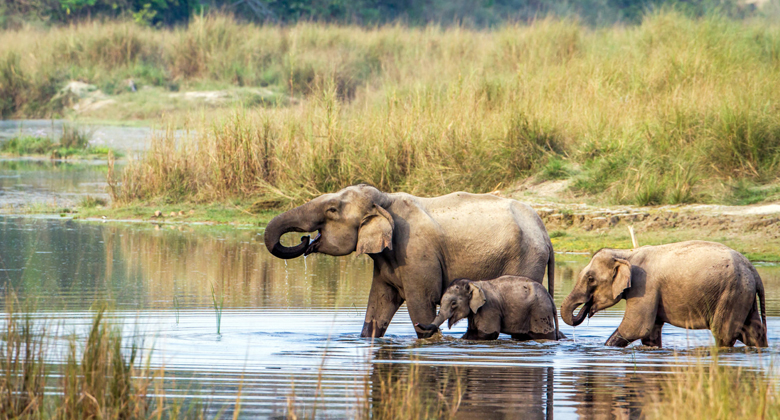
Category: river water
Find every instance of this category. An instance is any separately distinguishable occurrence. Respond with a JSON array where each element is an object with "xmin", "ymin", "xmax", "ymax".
[{"xmin": 1, "ymin": 215, "xmax": 779, "ymax": 419}]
